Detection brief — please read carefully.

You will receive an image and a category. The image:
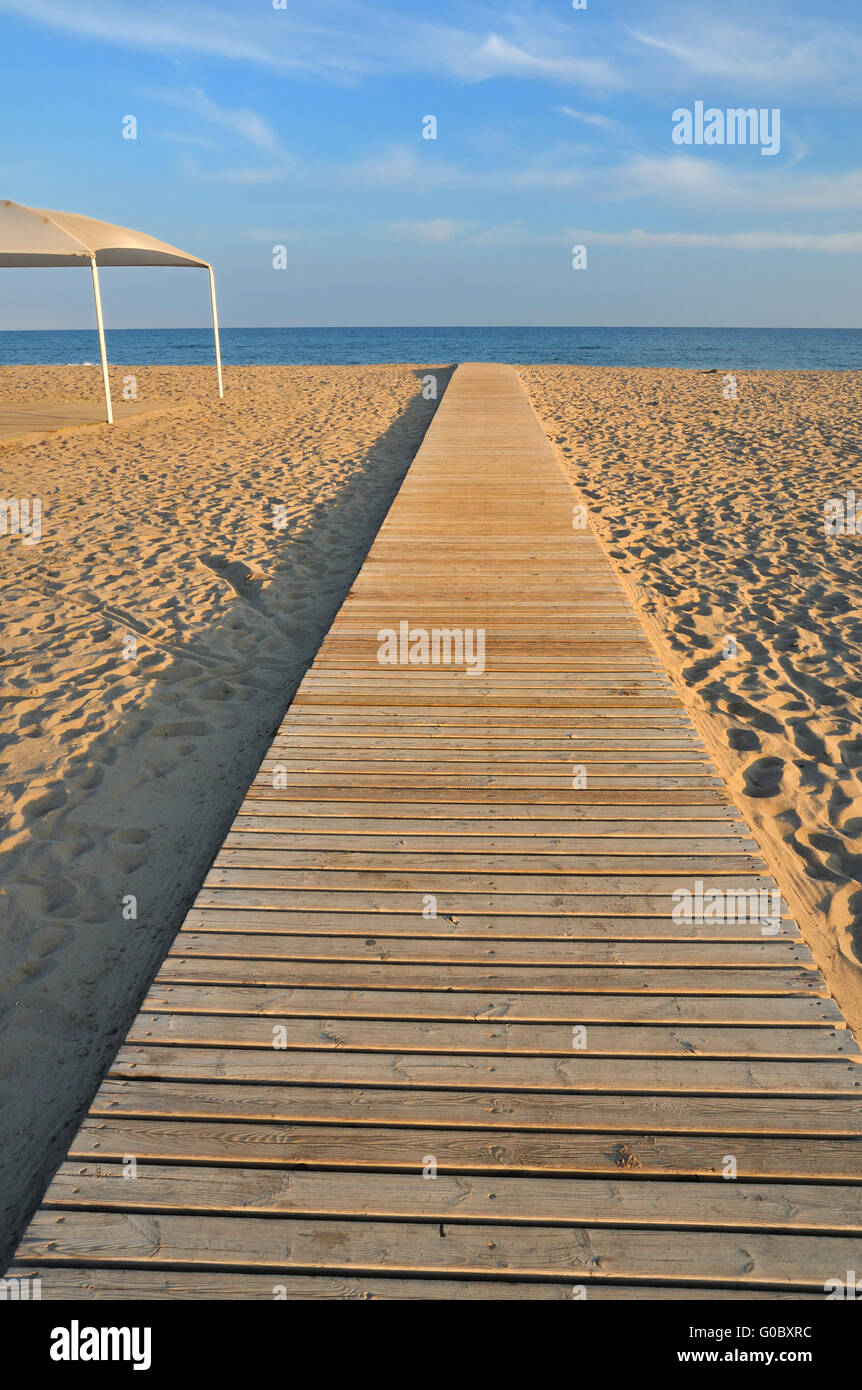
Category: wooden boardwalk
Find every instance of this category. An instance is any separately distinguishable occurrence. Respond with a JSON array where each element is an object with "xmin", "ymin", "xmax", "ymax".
[{"xmin": 12, "ymin": 364, "xmax": 861, "ymax": 1299}]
